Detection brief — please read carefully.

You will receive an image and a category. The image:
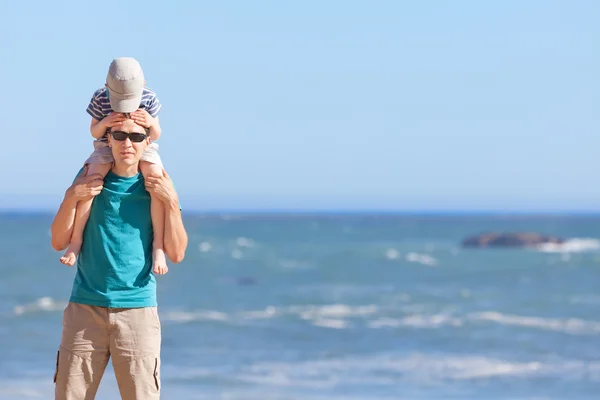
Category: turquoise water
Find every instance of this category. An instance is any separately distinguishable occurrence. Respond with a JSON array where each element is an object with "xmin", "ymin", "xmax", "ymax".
[{"xmin": 1, "ymin": 212, "xmax": 600, "ymax": 399}]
